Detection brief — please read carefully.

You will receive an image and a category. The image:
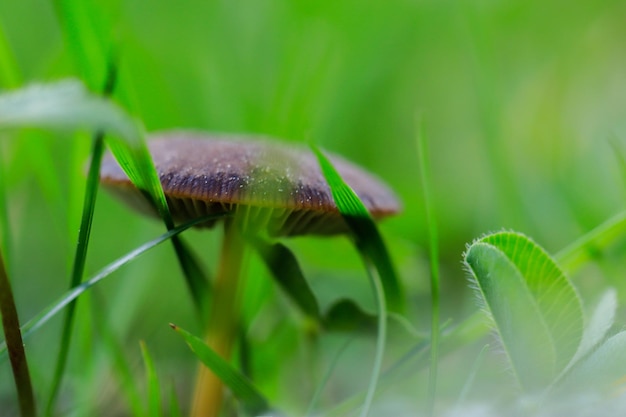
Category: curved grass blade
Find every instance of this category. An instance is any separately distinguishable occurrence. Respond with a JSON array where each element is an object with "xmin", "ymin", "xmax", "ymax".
[
  {"xmin": 310, "ymin": 146, "xmax": 404, "ymax": 314},
  {"xmin": 0, "ymin": 250, "xmax": 35, "ymax": 417},
  {"xmin": 464, "ymin": 232, "xmax": 584, "ymax": 392},
  {"xmin": 312, "ymin": 145, "xmax": 396, "ymax": 417},
  {"xmin": 252, "ymin": 238, "xmax": 321, "ymax": 322},
  {"xmin": 0, "ymin": 213, "xmax": 227, "ymax": 362},
  {"xmin": 170, "ymin": 324, "xmax": 271, "ymax": 416}
]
